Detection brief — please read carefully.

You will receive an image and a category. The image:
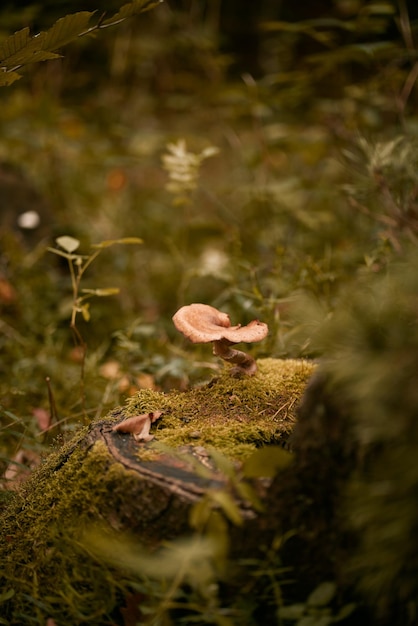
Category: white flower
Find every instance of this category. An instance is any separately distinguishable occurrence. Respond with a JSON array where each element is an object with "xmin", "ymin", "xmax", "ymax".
[{"xmin": 162, "ymin": 139, "xmax": 219, "ymax": 197}]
